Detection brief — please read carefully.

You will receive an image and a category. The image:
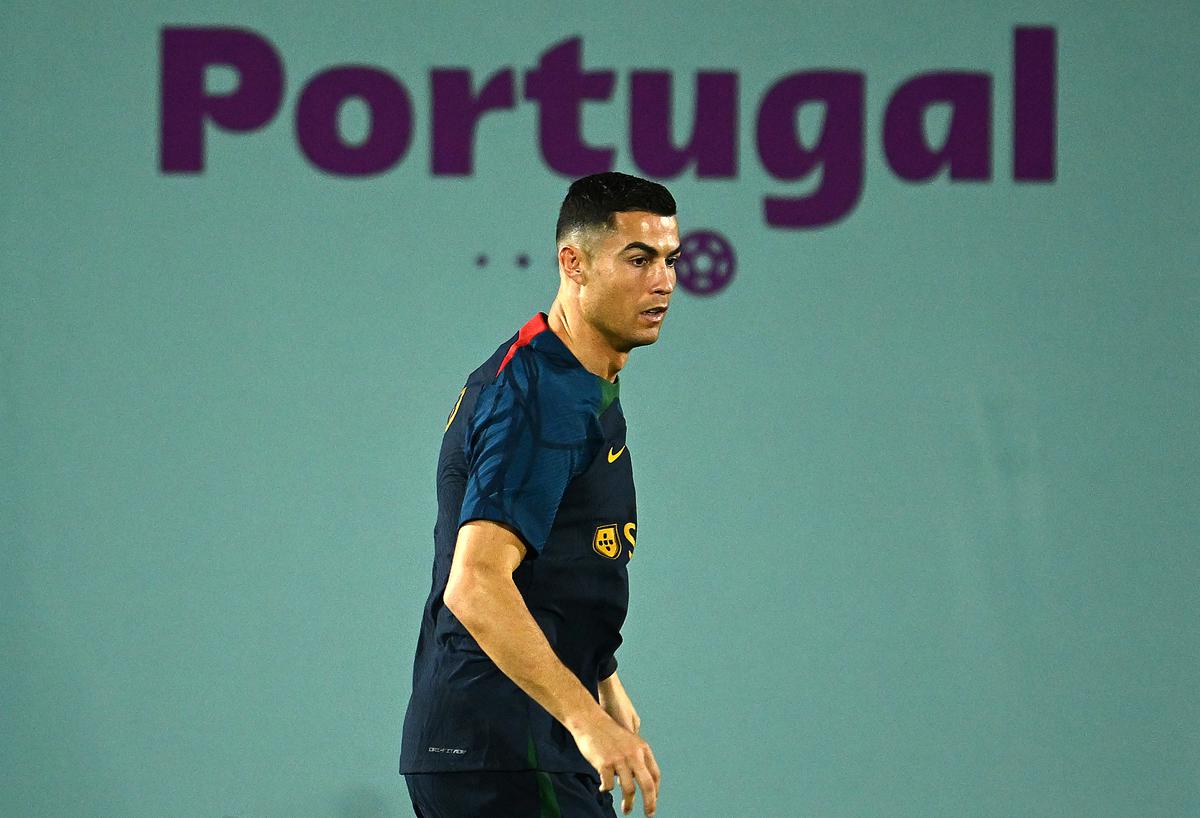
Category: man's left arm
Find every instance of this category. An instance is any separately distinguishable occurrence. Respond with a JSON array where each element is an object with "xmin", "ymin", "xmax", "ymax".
[{"xmin": 598, "ymin": 670, "xmax": 641, "ymax": 735}]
